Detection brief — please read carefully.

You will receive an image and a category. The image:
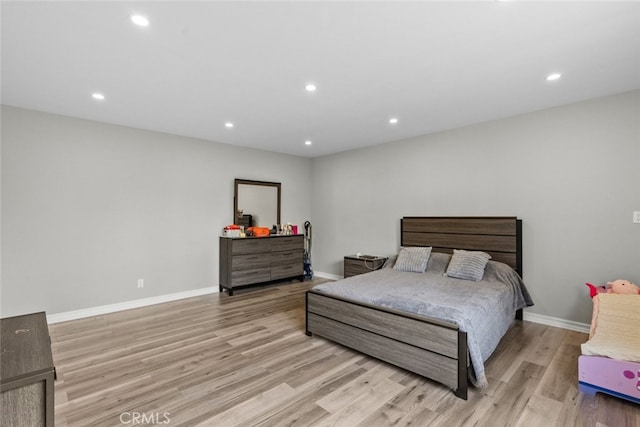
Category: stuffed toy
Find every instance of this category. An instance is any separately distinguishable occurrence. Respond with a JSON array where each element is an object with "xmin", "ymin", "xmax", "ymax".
[{"xmin": 585, "ymin": 279, "xmax": 640, "ymax": 298}]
